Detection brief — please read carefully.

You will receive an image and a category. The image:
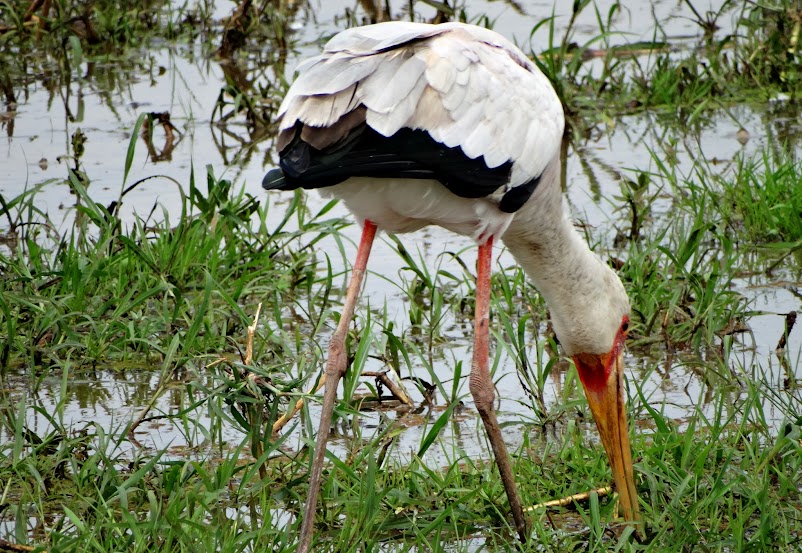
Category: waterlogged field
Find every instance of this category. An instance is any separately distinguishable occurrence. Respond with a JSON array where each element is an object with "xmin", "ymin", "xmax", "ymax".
[{"xmin": 1, "ymin": 1, "xmax": 801, "ymax": 551}]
